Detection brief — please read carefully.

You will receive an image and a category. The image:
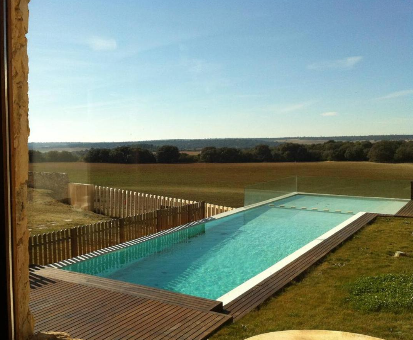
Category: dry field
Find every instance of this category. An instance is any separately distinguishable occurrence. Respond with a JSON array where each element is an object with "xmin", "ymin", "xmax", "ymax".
[
  {"xmin": 181, "ymin": 150, "xmax": 201, "ymax": 155},
  {"xmin": 30, "ymin": 162, "xmax": 413, "ymax": 207},
  {"xmin": 28, "ymin": 188, "xmax": 110, "ymax": 234}
]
